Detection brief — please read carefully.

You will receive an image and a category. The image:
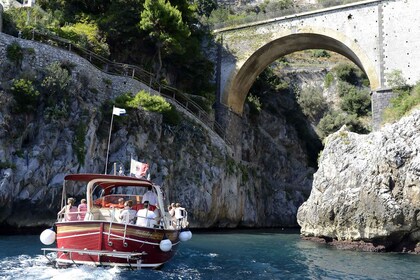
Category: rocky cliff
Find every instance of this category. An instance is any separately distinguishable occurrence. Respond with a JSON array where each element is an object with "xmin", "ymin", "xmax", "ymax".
[
  {"xmin": 297, "ymin": 110, "xmax": 420, "ymax": 253},
  {"xmin": 0, "ymin": 33, "xmax": 316, "ymax": 232}
]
